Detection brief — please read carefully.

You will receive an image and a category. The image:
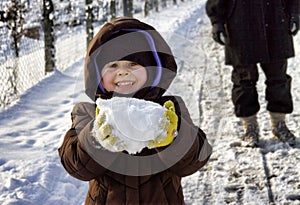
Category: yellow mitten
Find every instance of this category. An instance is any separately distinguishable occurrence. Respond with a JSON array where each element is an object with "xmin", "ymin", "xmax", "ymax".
[
  {"xmin": 95, "ymin": 106, "xmax": 100, "ymax": 118},
  {"xmin": 152, "ymin": 100, "xmax": 178, "ymax": 148},
  {"xmin": 93, "ymin": 106, "xmax": 124, "ymax": 152},
  {"xmin": 94, "ymin": 106, "xmax": 105, "ymax": 130}
]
